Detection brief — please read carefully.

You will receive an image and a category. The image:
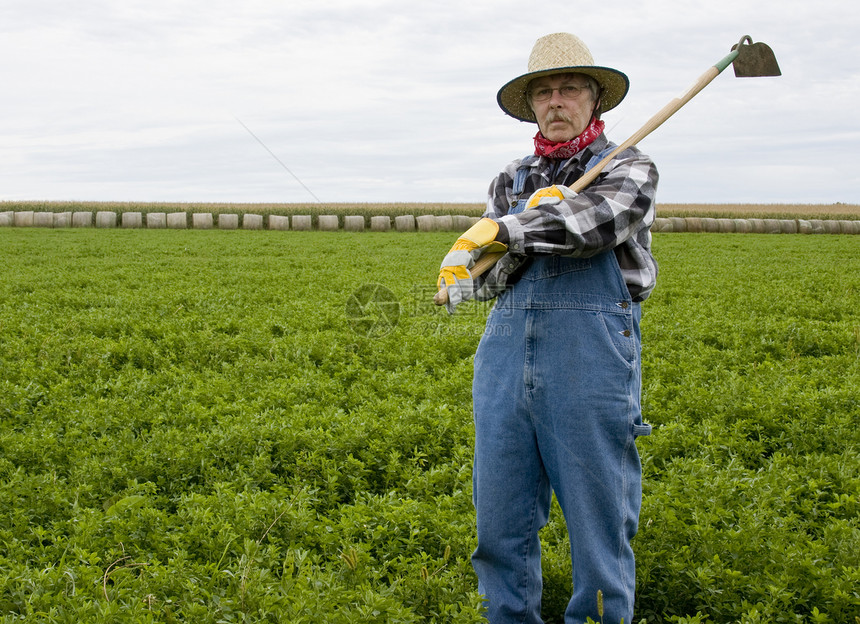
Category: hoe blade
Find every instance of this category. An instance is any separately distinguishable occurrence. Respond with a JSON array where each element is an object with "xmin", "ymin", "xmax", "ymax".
[{"xmin": 731, "ymin": 35, "xmax": 781, "ymax": 77}]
